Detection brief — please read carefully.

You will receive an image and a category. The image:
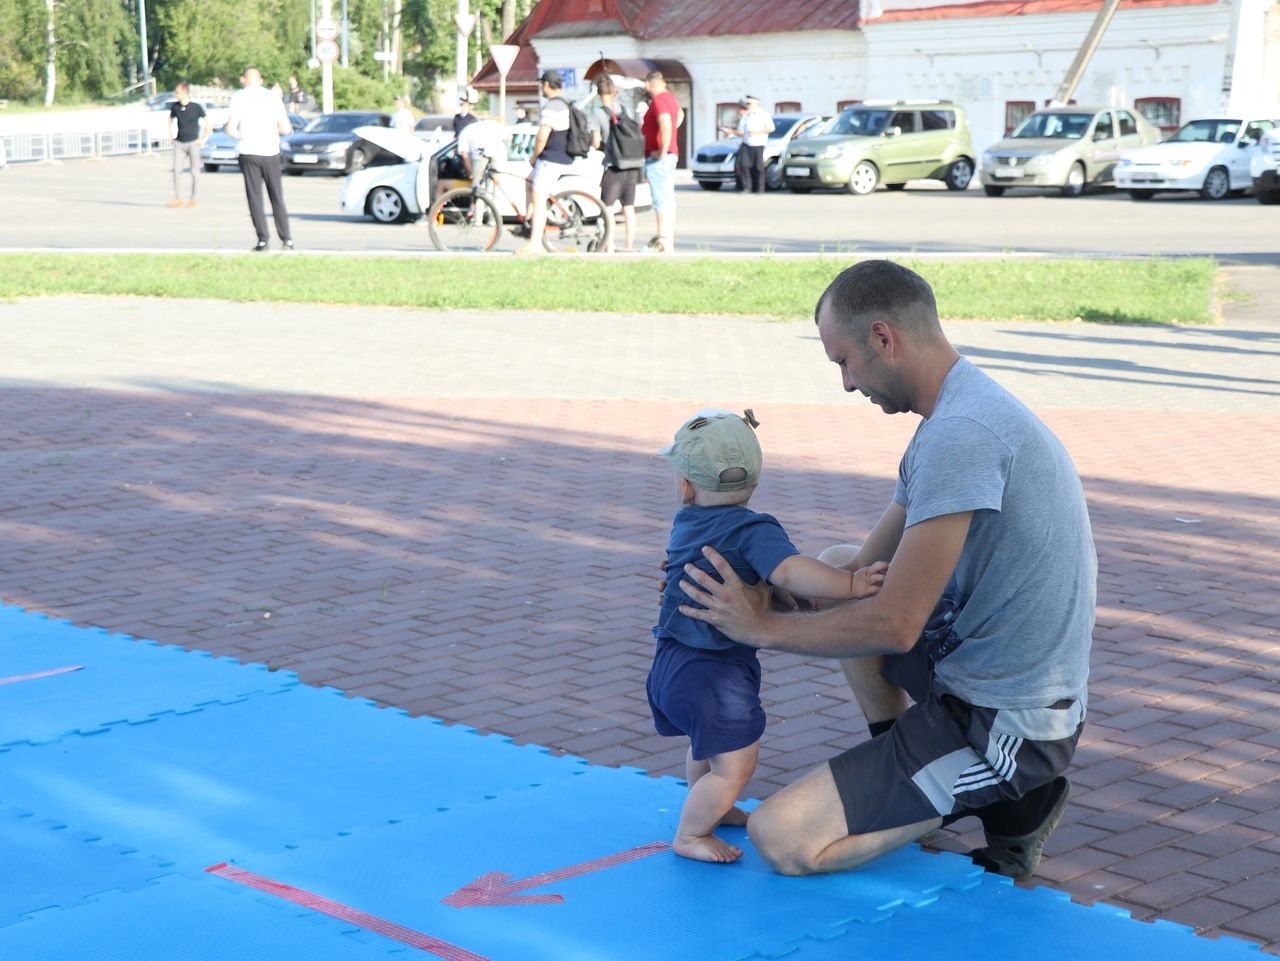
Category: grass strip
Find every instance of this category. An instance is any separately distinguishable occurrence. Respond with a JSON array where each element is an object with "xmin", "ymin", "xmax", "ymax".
[{"xmin": 0, "ymin": 253, "xmax": 1217, "ymax": 325}]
